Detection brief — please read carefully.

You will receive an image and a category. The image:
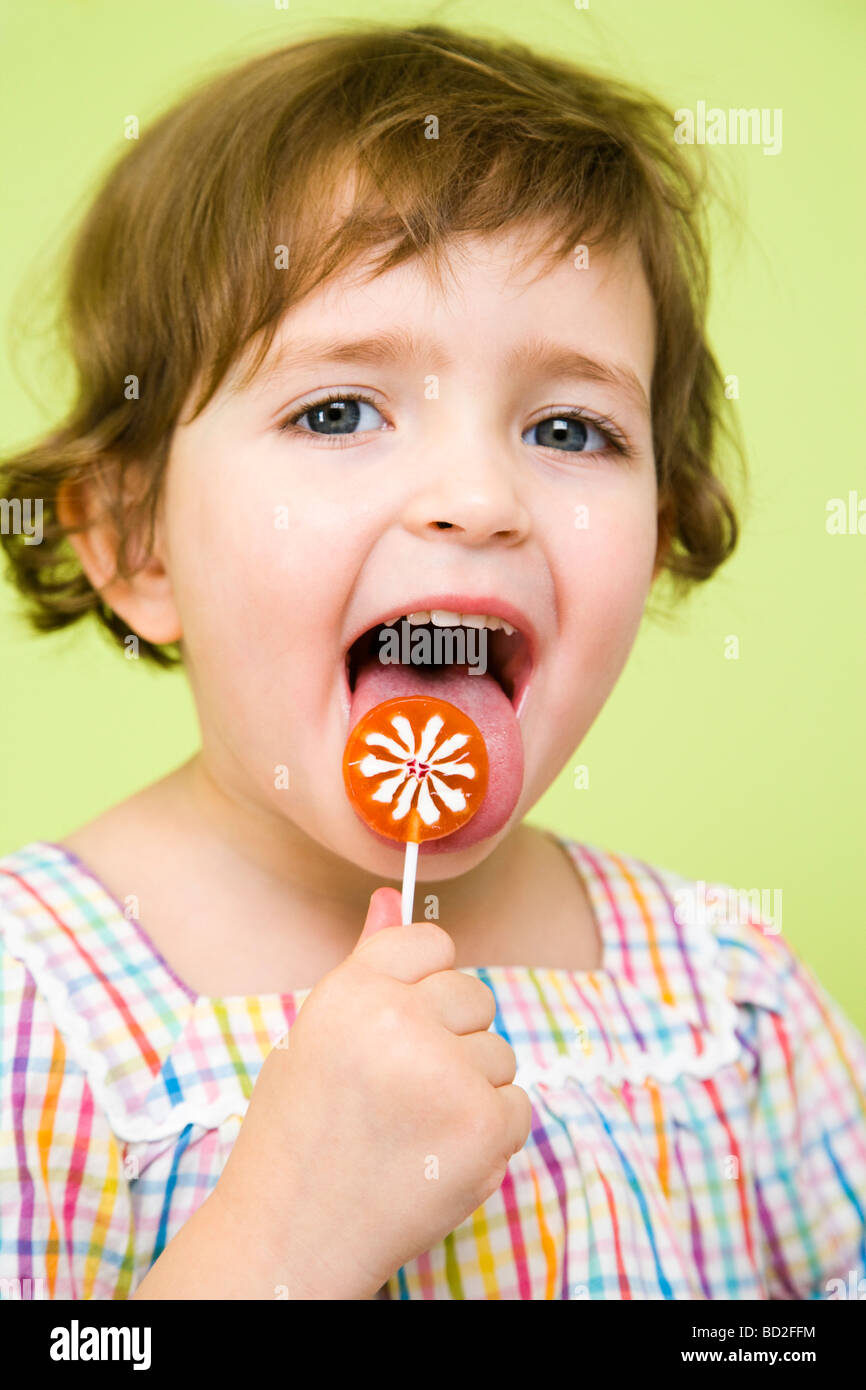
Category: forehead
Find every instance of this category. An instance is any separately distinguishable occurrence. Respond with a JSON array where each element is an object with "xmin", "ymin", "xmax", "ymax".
[{"xmin": 227, "ymin": 225, "xmax": 656, "ymax": 404}]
